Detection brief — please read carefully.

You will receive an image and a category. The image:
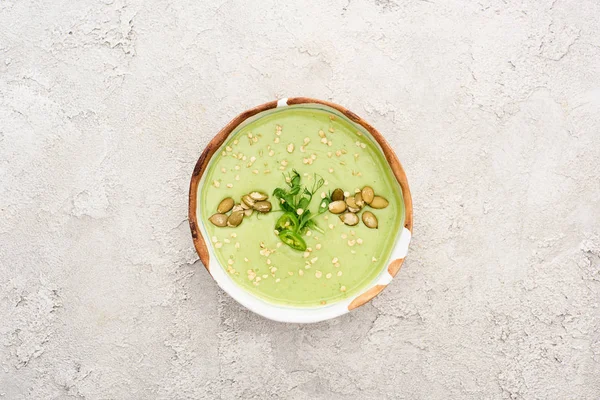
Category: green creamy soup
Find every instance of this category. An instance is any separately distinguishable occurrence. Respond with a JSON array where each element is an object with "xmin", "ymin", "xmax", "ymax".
[{"xmin": 200, "ymin": 106, "xmax": 404, "ymax": 307}]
